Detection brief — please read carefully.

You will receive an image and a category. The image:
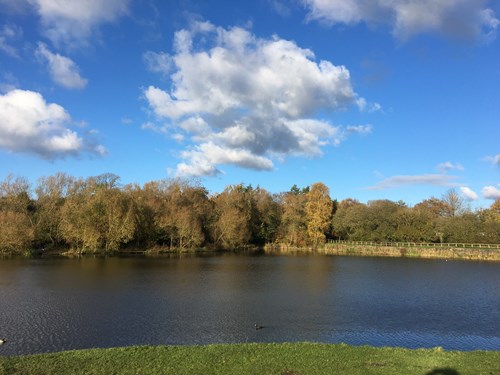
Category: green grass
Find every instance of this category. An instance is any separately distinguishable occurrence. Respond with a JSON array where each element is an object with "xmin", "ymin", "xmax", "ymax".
[{"xmin": 1, "ymin": 343, "xmax": 499, "ymax": 375}]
